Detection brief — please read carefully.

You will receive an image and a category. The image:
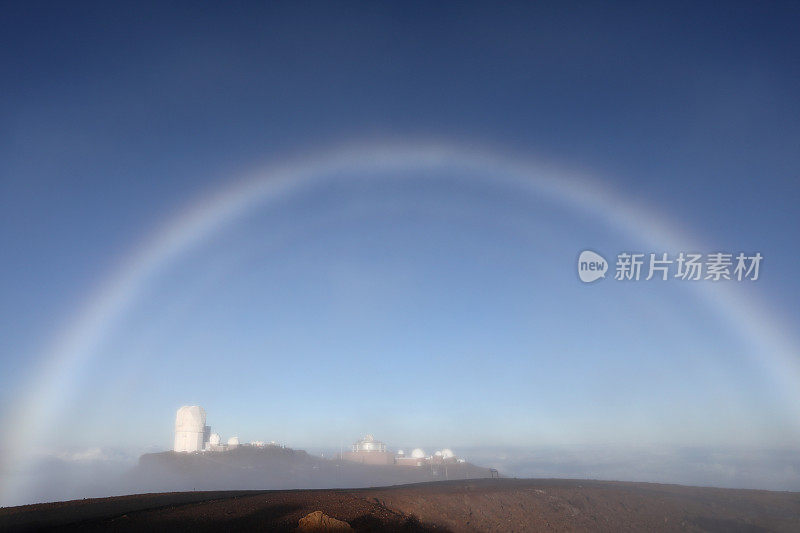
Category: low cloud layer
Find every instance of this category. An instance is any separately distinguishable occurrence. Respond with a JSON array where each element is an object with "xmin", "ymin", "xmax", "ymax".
[
  {"xmin": 2, "ymin": 445, "xmax": 798, "ymax": 508},
  {"xmin": 464, "ymin": 446, "xmax": 800, "ymax": 492}
]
